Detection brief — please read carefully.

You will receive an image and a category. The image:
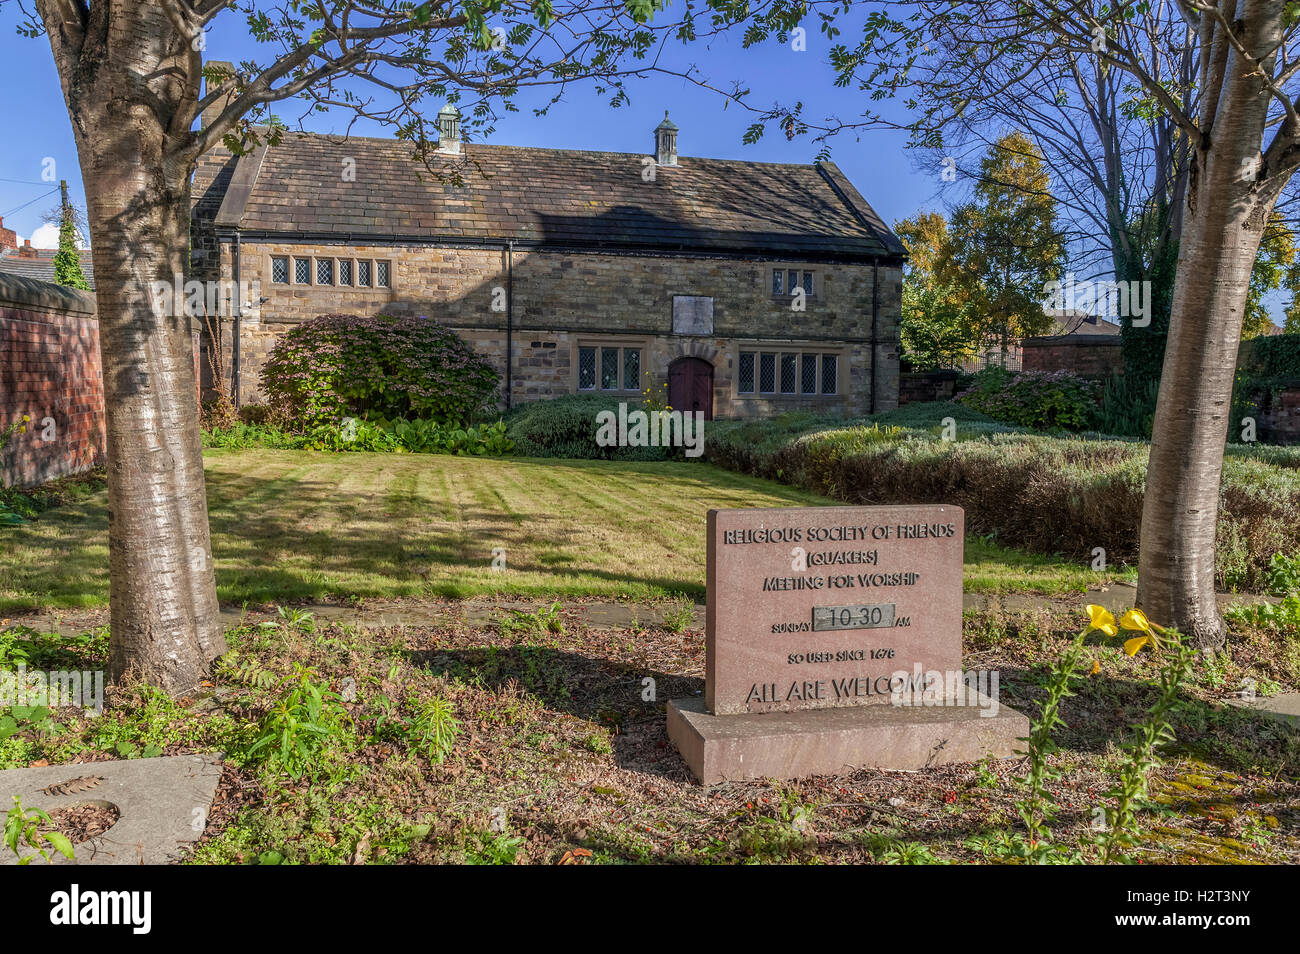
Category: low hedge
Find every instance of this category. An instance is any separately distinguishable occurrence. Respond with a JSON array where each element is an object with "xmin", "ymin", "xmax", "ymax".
[
  {"xmin": 705, "ymin": 406, "xmax": 1300, "ymax": 591},
  {"xmin": 504, "ymin": 394, "xmax": 670, "ymax": 461}
]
